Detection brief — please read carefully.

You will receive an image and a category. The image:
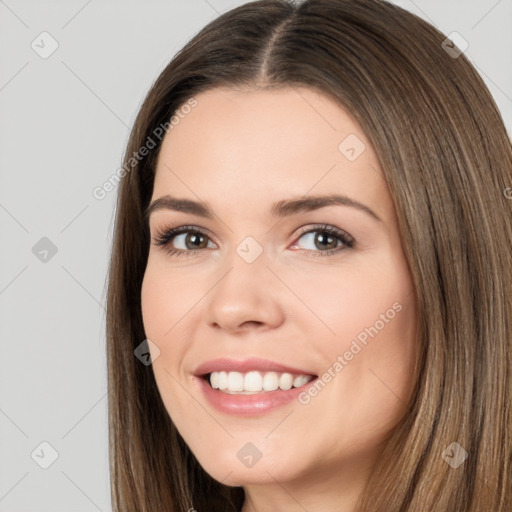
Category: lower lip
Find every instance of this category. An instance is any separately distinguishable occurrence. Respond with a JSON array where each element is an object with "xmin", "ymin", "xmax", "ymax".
[{"xmin": 194, "ymin": 375, "xmax": 317, "ymax": 416}]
